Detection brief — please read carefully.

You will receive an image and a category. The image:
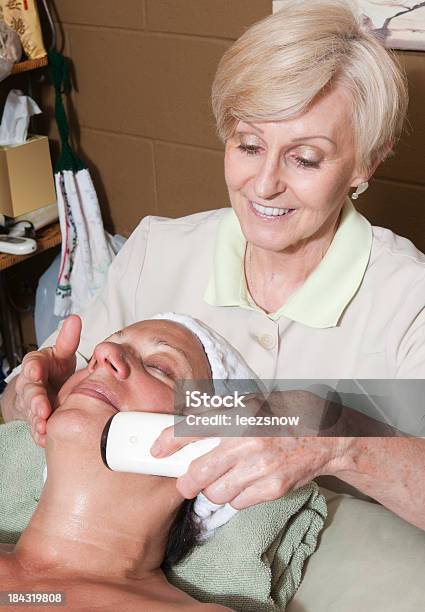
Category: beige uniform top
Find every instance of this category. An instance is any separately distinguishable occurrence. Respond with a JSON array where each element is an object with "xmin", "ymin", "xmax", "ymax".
[{"xmin": 14, "ymin": 199, "xmax": 424, "ymax": 433}]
